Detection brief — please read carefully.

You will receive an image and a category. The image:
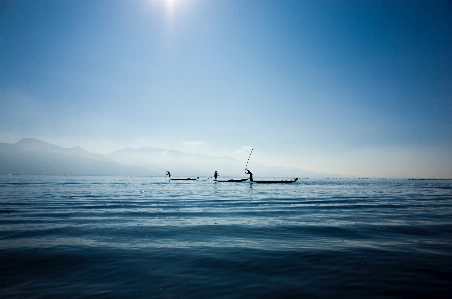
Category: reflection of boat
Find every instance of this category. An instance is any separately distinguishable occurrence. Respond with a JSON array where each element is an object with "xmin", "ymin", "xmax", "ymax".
[
  {"xmin": 252, "ymin": 178, "xmax": 298, "ymax": 184},
  {"xmin": 214, "ymin": 178, "xmax": 248, "ymax": 182},
  {"xmin": 166, "ymin": 171, "xmax": 199, "ymax": 181}
]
